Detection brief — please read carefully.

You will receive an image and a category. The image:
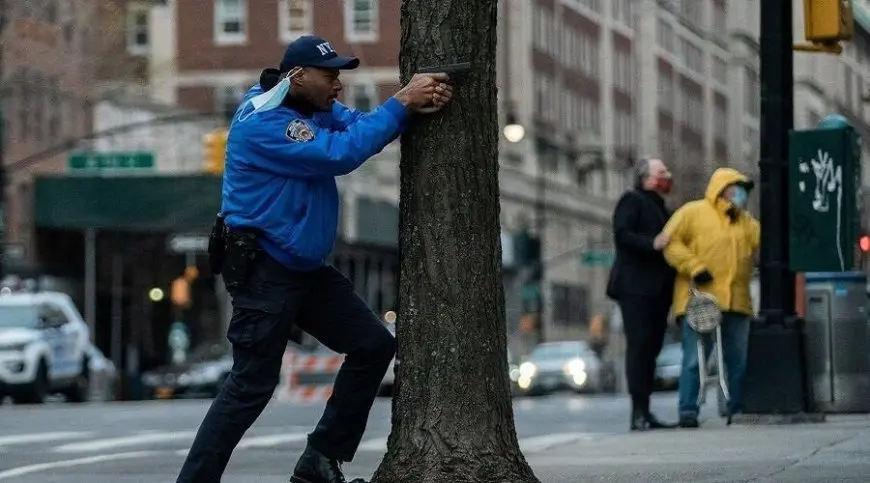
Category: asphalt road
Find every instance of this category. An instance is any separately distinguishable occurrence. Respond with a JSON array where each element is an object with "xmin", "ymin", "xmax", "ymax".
[{"xmin": 0, "ymin": 391, "xmax": 681, "ymax": 482}]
